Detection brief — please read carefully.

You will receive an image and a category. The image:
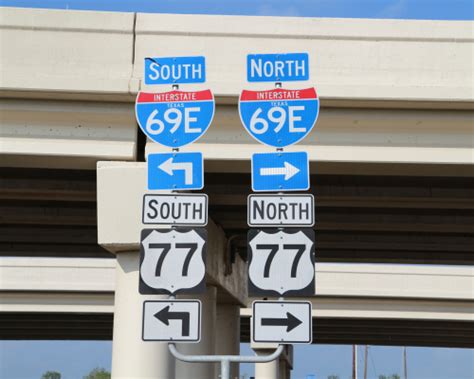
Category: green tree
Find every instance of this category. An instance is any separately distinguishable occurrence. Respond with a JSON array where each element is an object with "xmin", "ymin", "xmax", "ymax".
[
  {"xmin": 327, "ymin": 375, "xmax": 340, "ymax": 379},
  {"xmin": 379, "ymin": 375, "xmax": 400, "ymax": 379},
  {"xmin": 83, "ymin": 367, "xmax": 111, "ymax": 379},
  {"xmin": 41, "ymin": 372, "xmax": 61, "ymax": 379}
]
